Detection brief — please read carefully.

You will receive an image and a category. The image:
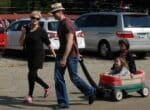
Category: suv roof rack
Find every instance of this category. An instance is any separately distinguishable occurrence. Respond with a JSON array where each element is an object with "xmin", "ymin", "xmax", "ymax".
[{"xmin": 98, "ymin": 7, "xmax": 147, "ymax": 14}]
